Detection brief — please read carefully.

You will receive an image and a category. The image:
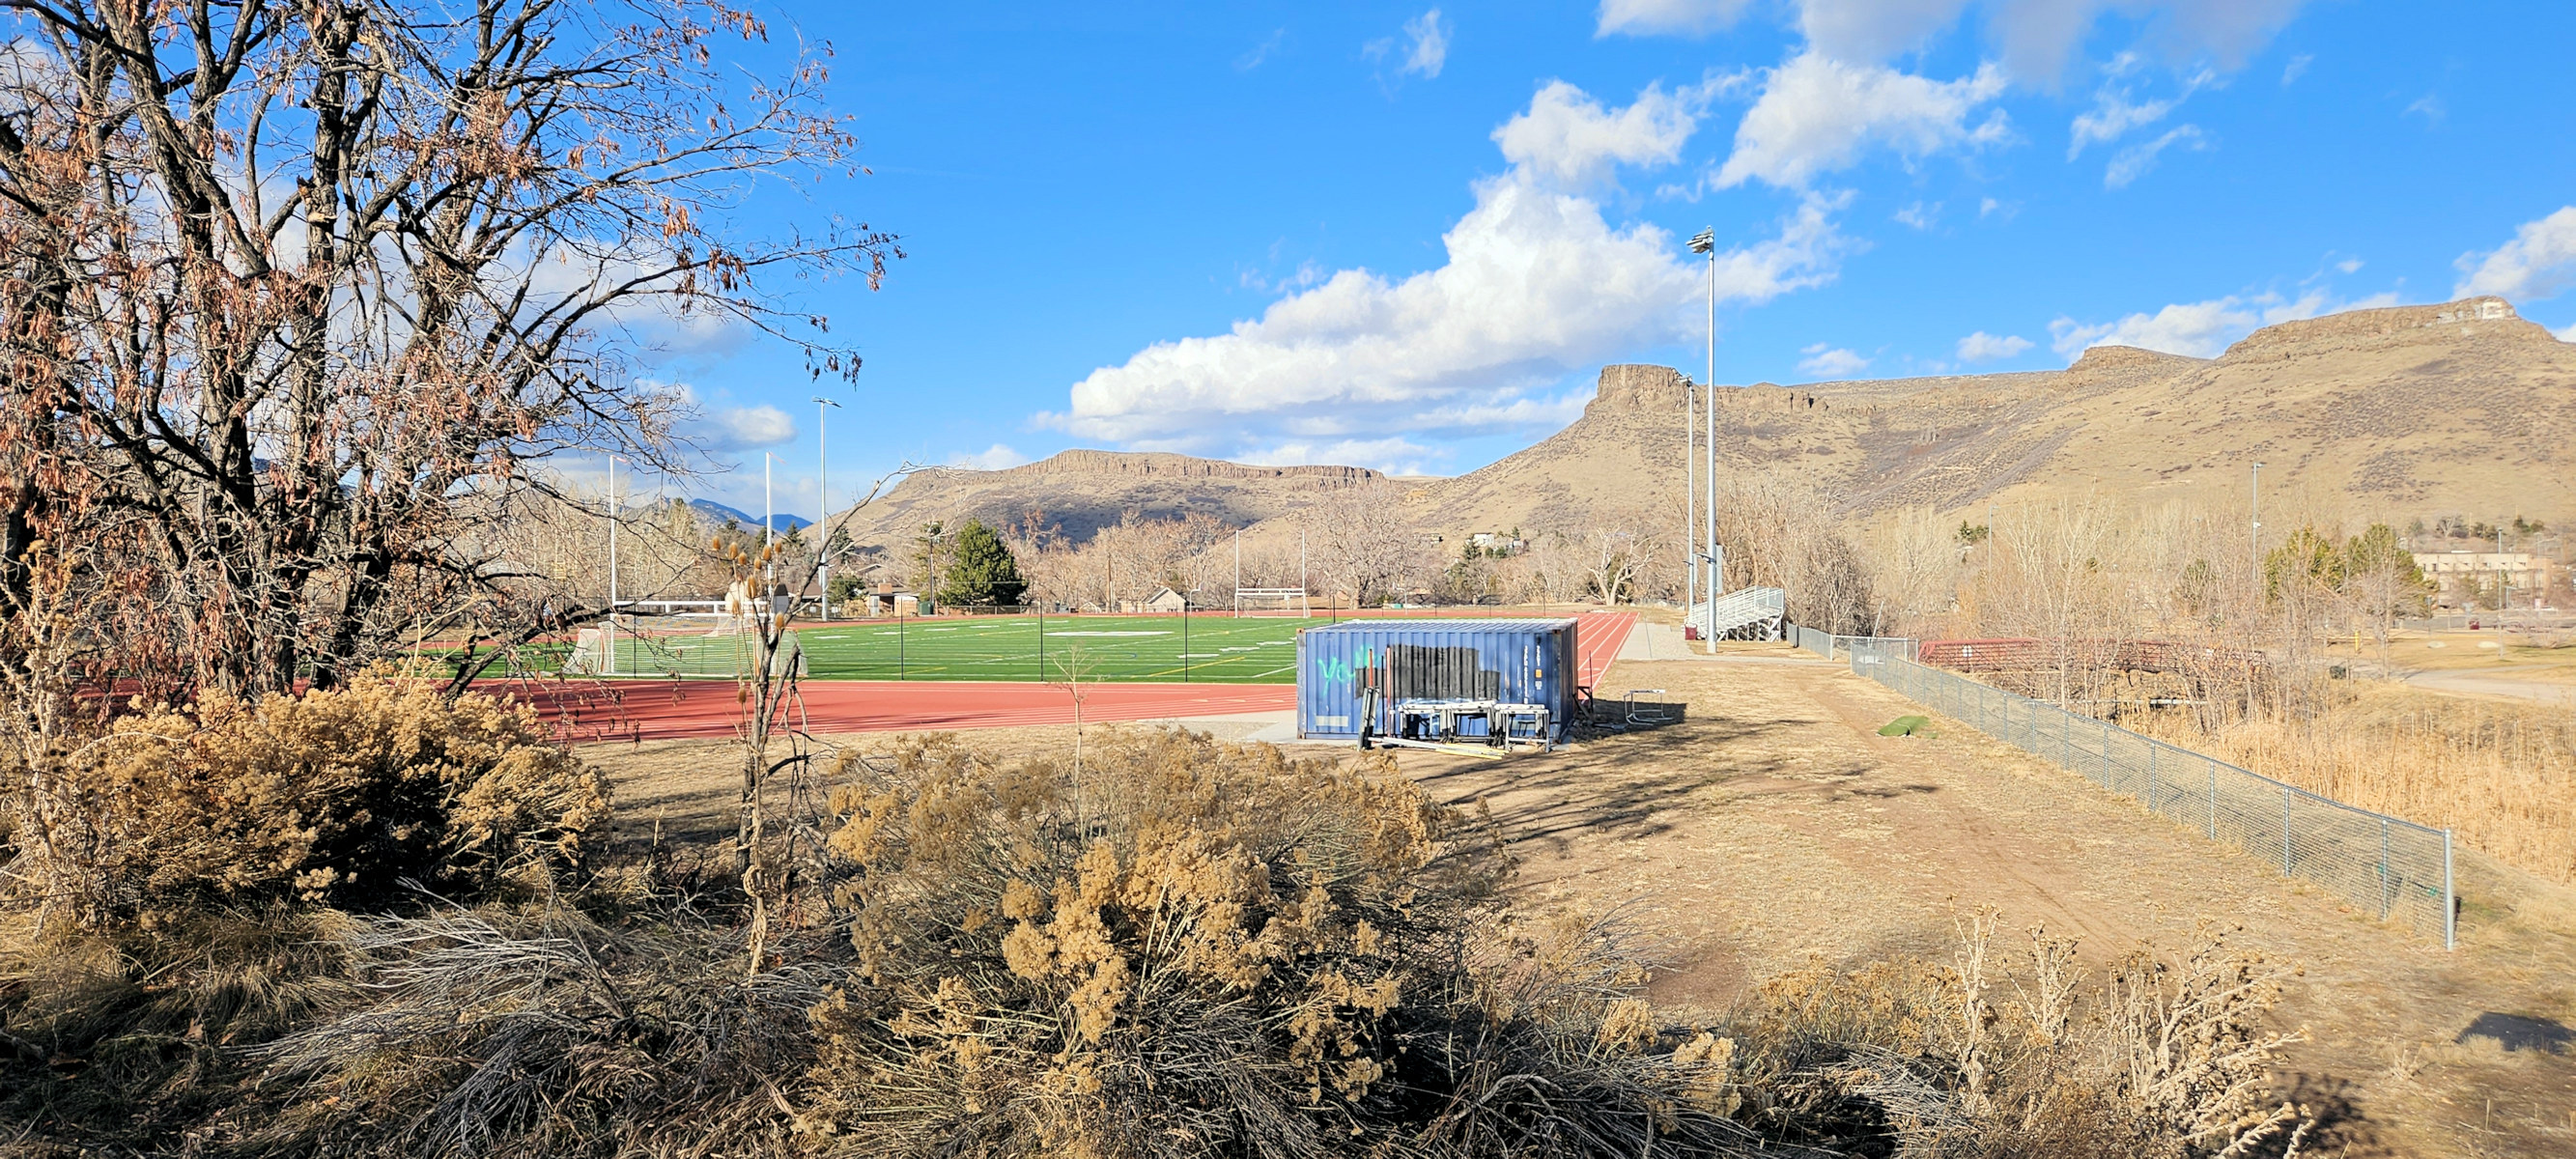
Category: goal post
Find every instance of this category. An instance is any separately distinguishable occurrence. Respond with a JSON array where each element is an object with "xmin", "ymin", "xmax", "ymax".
[{"xmin": 1232, "ymin": 586, "xmax": 1312, "ymax": 618}]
